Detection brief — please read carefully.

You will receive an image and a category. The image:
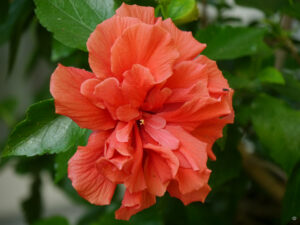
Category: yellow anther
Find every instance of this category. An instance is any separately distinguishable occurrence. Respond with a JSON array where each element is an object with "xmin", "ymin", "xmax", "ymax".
[{"xmin": 139, "ymin": 119, "xmax": 145, "ymax": 126}]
